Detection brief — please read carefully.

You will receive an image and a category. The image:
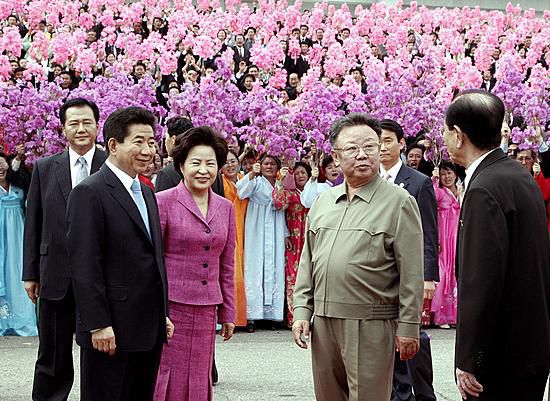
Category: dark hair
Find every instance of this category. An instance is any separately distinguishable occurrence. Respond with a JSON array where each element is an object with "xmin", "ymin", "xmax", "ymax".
[
  {"xmin": 60, "ymin": 98, "xmax": 100, "ymax": 125},
  {"xmin": 321, "ymin": 154, "xmax": 335, "ymax": 170},
  {"xmin": 235, "ymin": 34, "xmax": 245, "ymax": 40},
  {"xmin": 341, "ymin": 27, "xmax": 350, "ymax": 33},
  {"xmin": 59, "ymin": 70, "xmax": 71, "ymax": 77},
  {"xmin": 166, "ymin": 117, "xmax": 193, "ymax": 137},
  {"xmin": 133, "ymin": 62, "xmax": 146, "ymax": 71},
  {"xmin": 445, "ymin": 89, "xmax": 504, "ymax": 150},
  {"xmin": 350, "ymin": 66, "xmax": 364, "ymax": 75},
  {"xmin": 406, "ymin": 143, "xmax": 425, "ymax": 156},
  {"xmin": 171, "ymin": 126, "xmax": 228, "ymax": 175},
  {"xmin": 227, "ymin": 149, "xmax": 239, "ymax": 160},
  {"xmin": 300, "ymin": 24, "xmax": 309, "ymax": 30},
  {"xmin": 13, "ymin": 67, "xmax": 25, "ymax": 75},
  {"xmin": 243, "ymin": 73, "xmax": 255, "ymax": 82},
  {"xmin": 330, "ymin": 113, "xmax": 381, "ymax": 145},
  {"xmin": 380, "ymin": 119, "xmax": 405, "ymax": 141},
  {"xmin": 103, "ymin": 107, "xmax": 157, "ymax": 154},
  {"xmin": 0, "ymin": 152, "xmax": 16, "ymax": 186},
  {"xmin": 294, "ymin": 161, "xmax": 312, "ymax": 178},
  {"xmin": 247, "ymin": 64, "xmax": 259, "ymax": 72},
  {"xmin": 246, "ymin": 27, "xmax": 256, "ymax": 34},
  {"xmin": 438, "ymin": 160, "xmax": 458, "ymax": 187},
  {"xmin": 260, "ymin": 154, "xmax": 281, "ymax": 169}
]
